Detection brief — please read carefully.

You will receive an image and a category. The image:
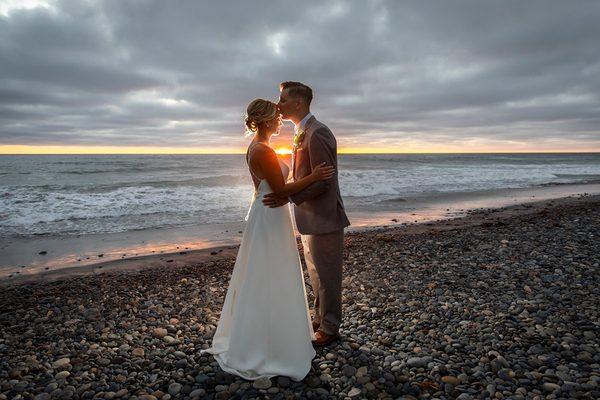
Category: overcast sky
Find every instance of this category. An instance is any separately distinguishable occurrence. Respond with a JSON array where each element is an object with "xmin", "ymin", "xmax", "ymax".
[{"xmin": 1, "ymin": 0, "xmax": 599, "ymax": 153}]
